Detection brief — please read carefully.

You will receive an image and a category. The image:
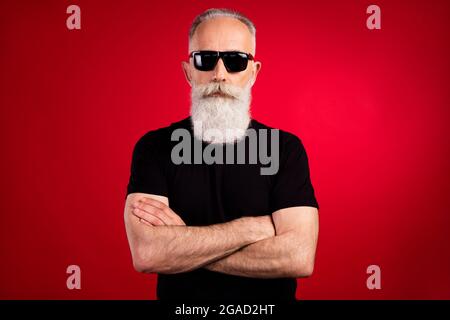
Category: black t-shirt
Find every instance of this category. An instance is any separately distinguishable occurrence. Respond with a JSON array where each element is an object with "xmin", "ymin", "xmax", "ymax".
[{"xmin": 126, "ymin": 116, "xmax": 319, "ymax": 300}]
